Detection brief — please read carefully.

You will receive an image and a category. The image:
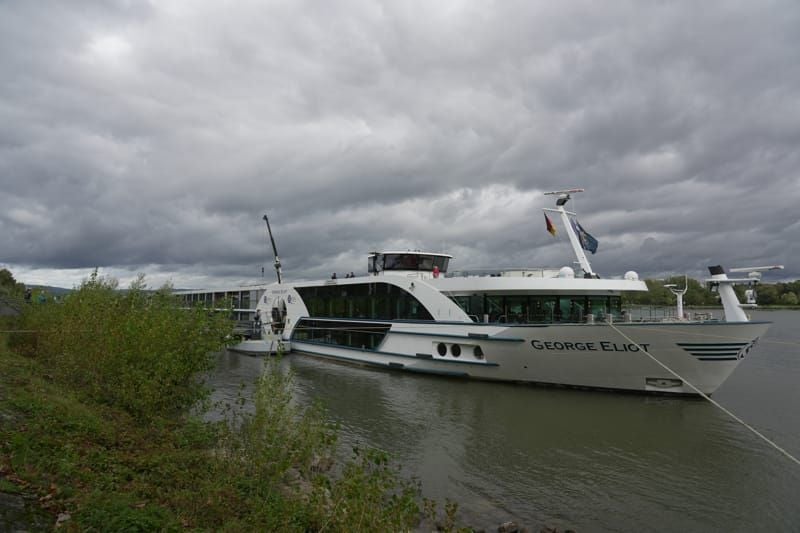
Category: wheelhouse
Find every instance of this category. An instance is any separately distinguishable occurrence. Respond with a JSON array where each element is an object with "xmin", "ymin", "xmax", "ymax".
[{"xmin": 368, "ymin": 251, "xmax": 452, "ymax": 275}]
